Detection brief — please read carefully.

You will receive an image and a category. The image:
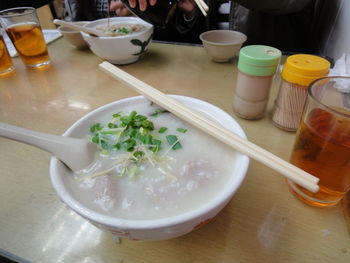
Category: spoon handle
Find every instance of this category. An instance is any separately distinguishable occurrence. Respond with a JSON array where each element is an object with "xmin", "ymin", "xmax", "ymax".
[
  {"xmin": 53, "ymin": 19, "xmax": 107, "ymax": 37},
  {"xmin": 0, "ymin": 122, "xmax": 96, "ymax": 171}
]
